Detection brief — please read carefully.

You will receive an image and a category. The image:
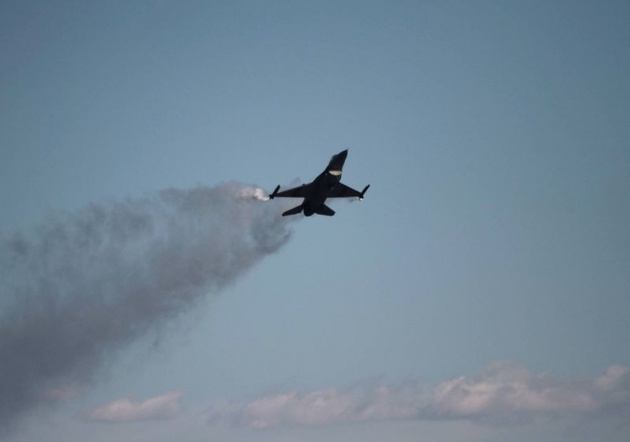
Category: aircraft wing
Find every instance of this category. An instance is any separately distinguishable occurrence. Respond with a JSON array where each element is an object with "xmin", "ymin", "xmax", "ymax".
[
  {"xmin": 327, "ymin": 182, "xmax": 365, "ymax": 198},
  {"xmin": 271, "ymin": 183, "xmax": 310, "ymax": 198}
]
